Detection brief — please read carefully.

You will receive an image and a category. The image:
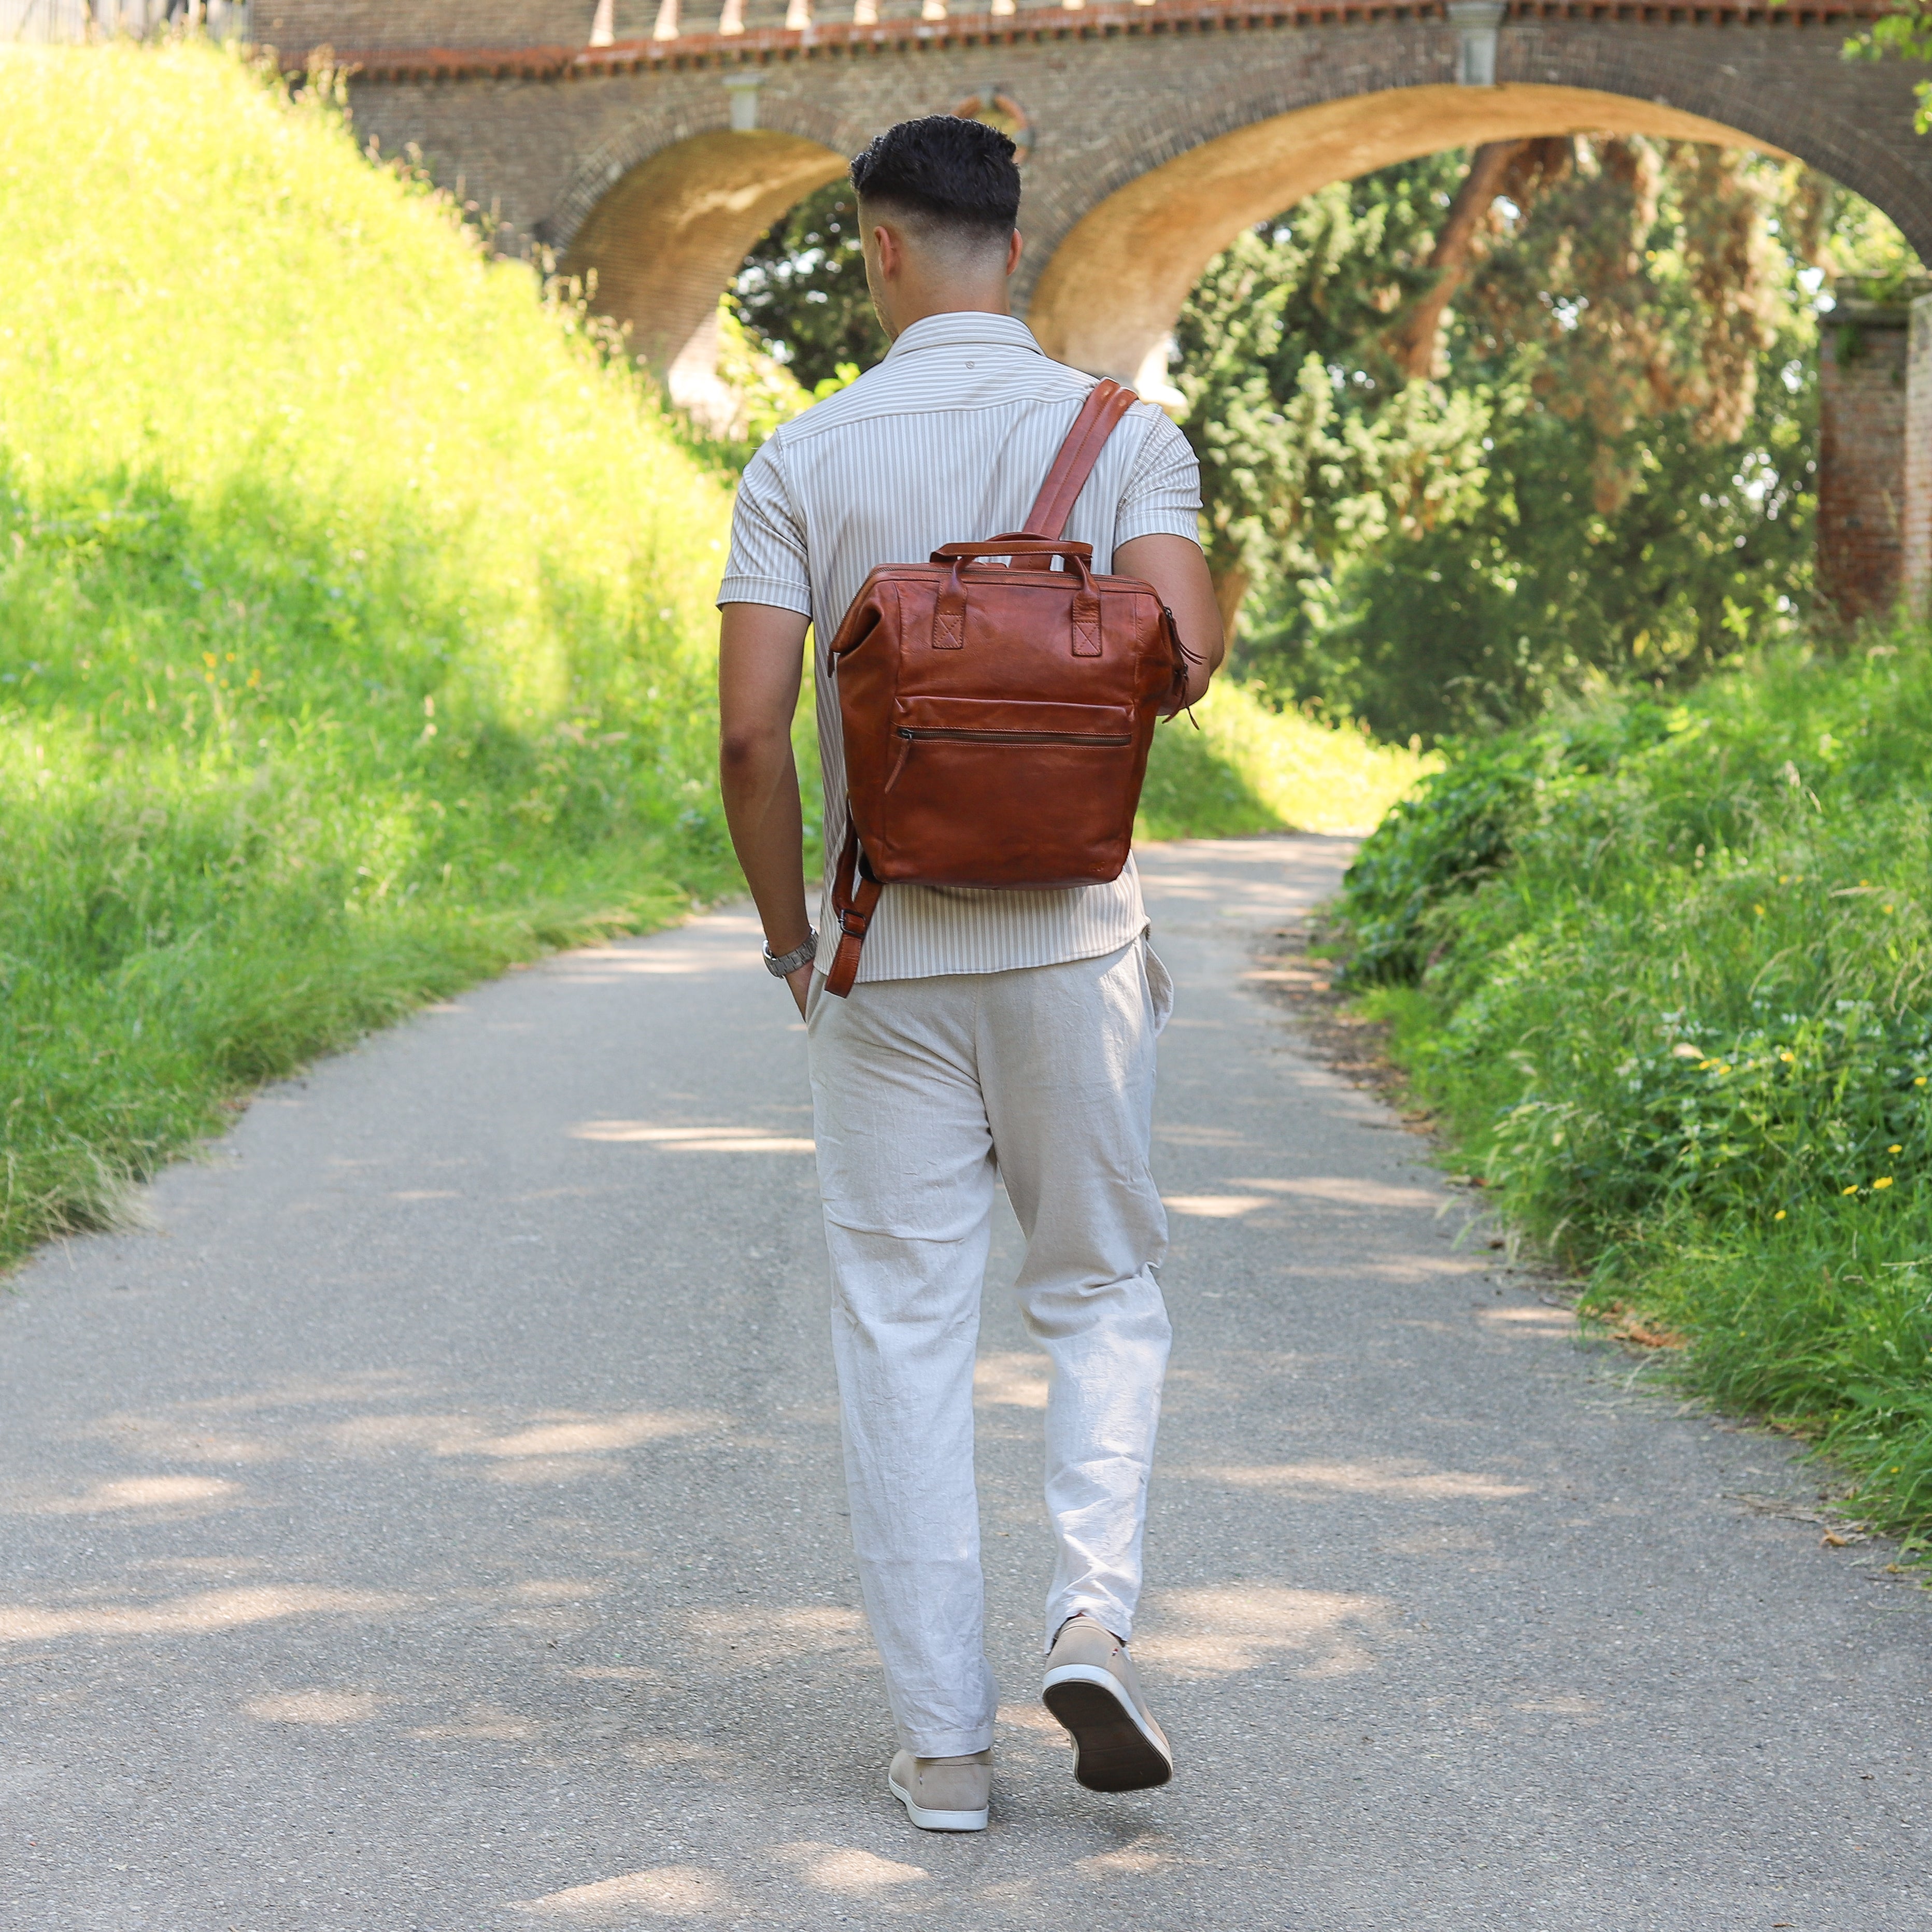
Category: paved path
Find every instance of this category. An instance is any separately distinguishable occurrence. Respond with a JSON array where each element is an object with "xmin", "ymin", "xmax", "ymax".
[{"xmin": 4, "ymin": 837, "xmax": 1928, "ymax": 1932}]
